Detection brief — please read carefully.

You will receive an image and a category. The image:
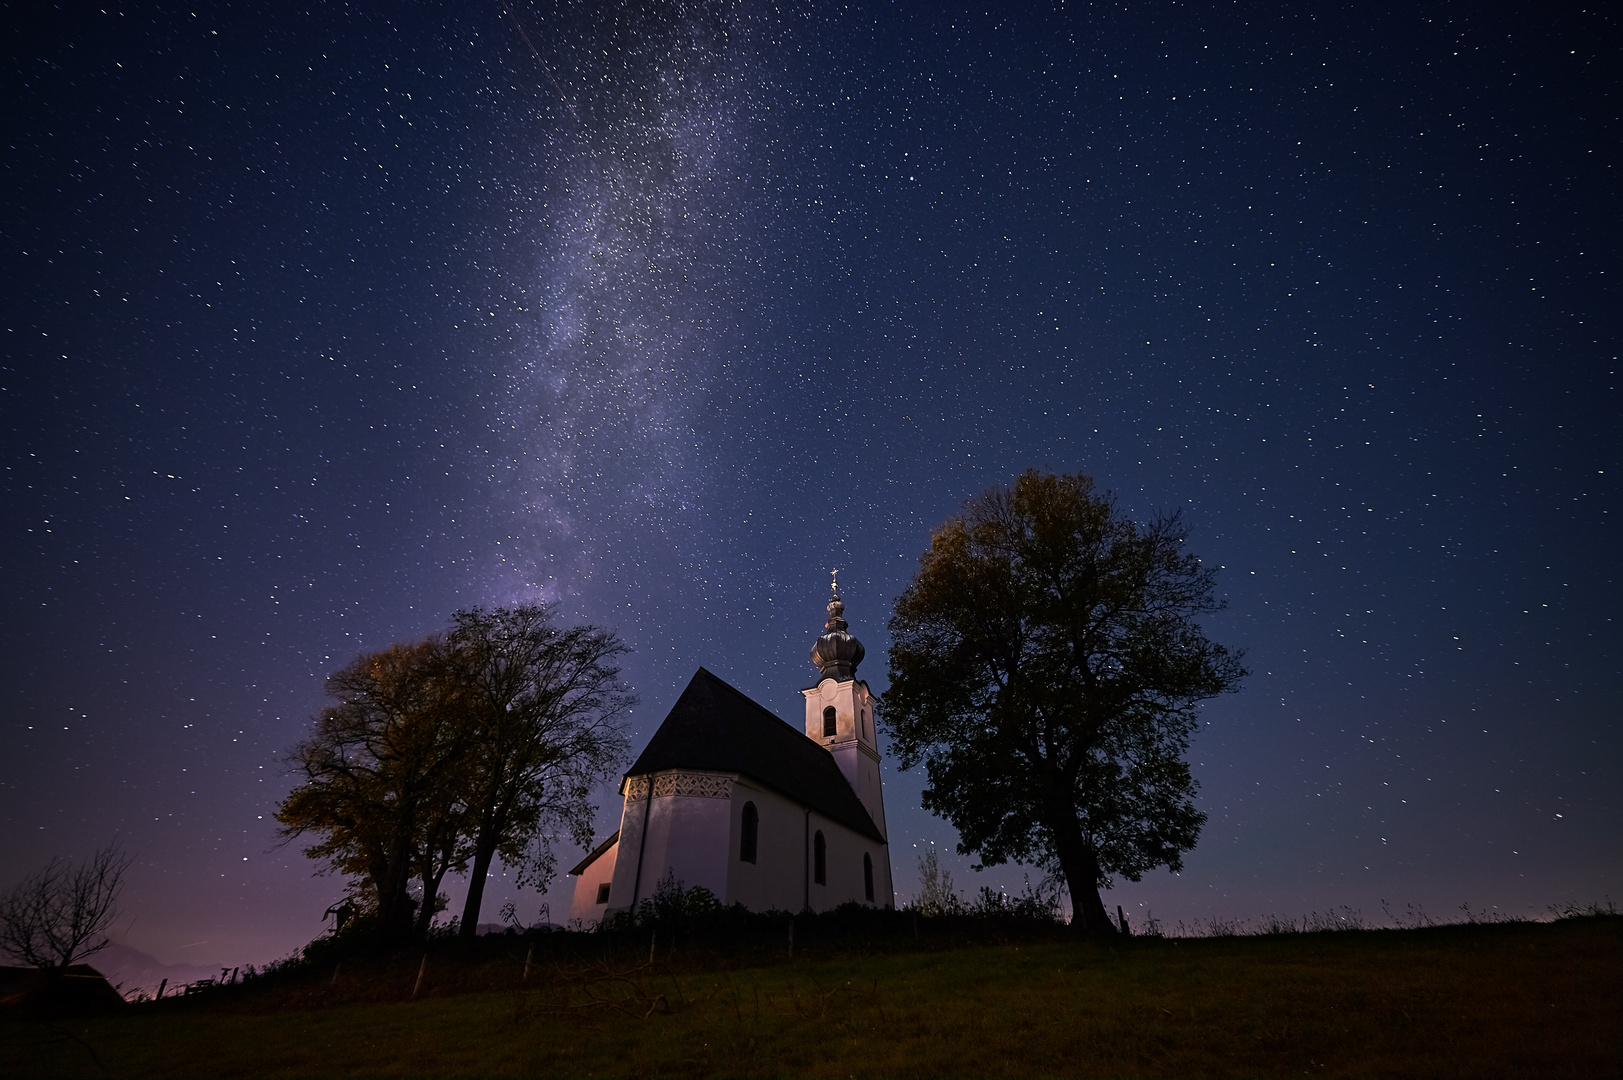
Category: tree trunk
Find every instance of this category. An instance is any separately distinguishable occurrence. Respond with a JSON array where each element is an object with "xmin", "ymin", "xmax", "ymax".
[
  {"xmin": 458, "ymin": 842, "xmax": 497, "ymax": 941},
  {"xmin": 1048, "ymin": 811, "xmax": 1117, "ymax": 936},
  {"xmin": 459, "ymin": 777, "xmax": 513, "ymax": 941},
  {"xmin": 414, "ymin": 863, "xmax": 447, "ymax": 940},
  {"xmin": 414, "ymin": 822, "xmax": 461, "ymax": 939},
  {"xmin": 372, "ymin": 837, "xmax": 417, "ymax": 943}
]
